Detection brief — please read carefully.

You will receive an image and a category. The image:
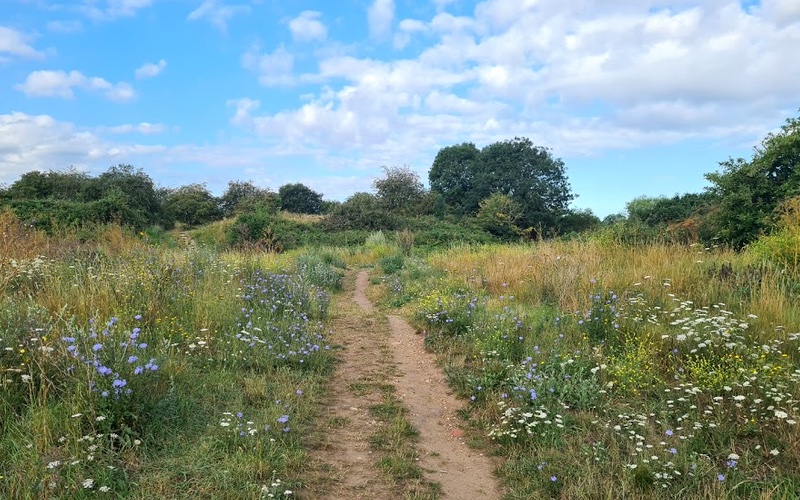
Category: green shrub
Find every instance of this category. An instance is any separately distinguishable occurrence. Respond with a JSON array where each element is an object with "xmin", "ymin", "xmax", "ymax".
[{"xmin": 379, "ymin": 253, "xmax": 405, "ymax": 274}]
